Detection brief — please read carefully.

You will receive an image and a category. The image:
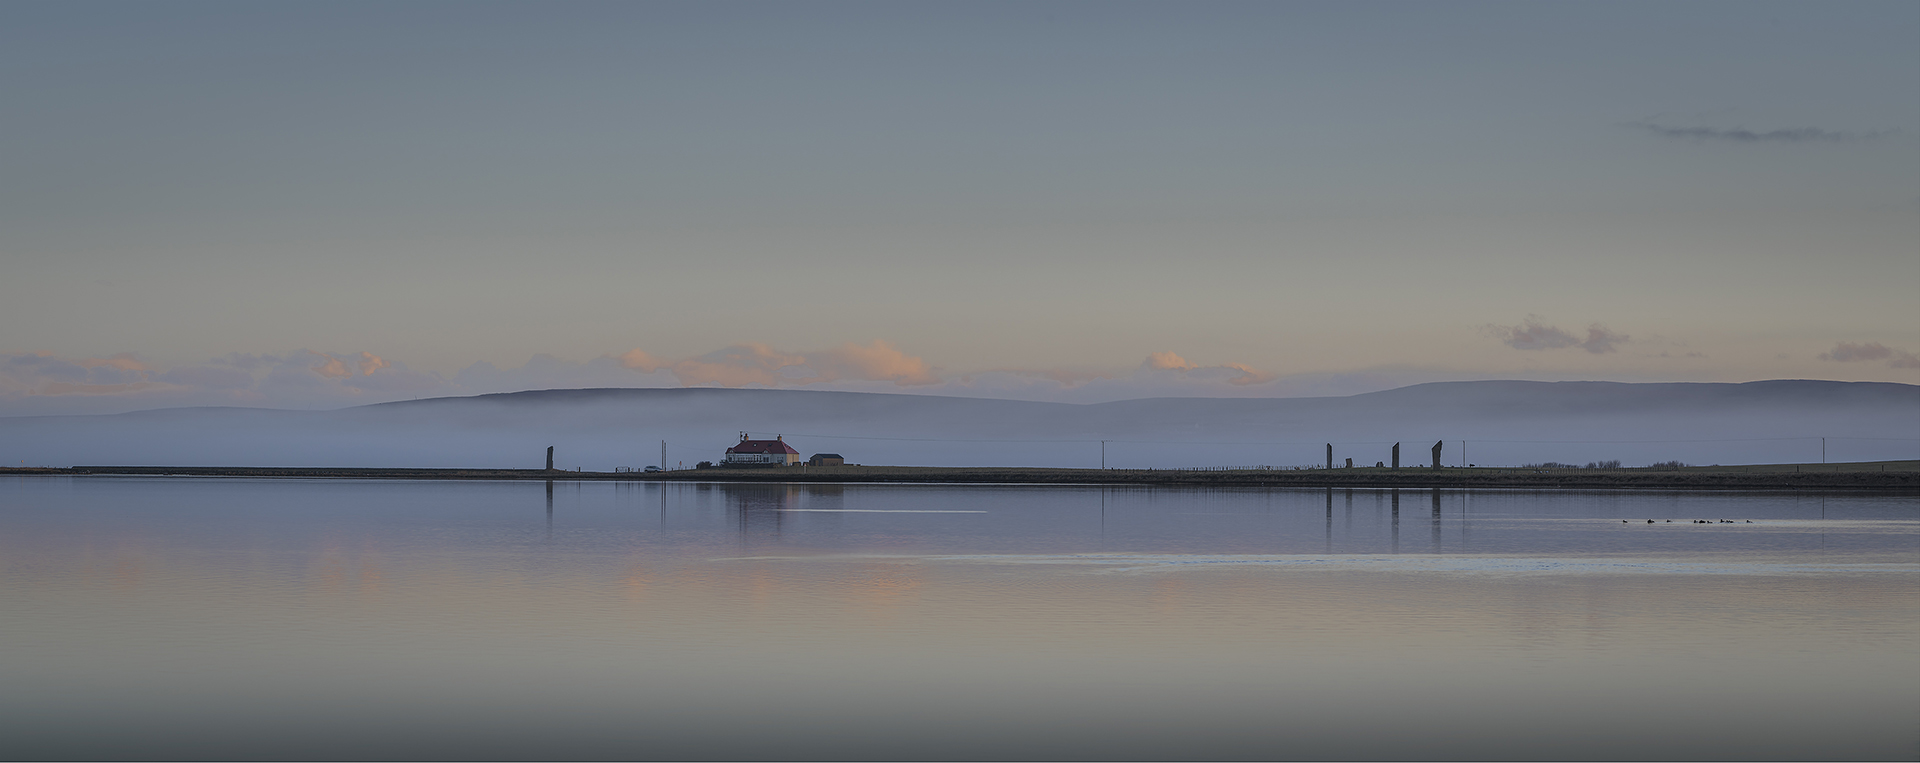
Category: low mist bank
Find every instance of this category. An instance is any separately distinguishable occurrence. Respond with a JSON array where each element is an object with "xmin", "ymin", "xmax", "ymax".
[{"xmin": 4, "ymin": 380, "xmax": 1916, "ymax": 470}]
